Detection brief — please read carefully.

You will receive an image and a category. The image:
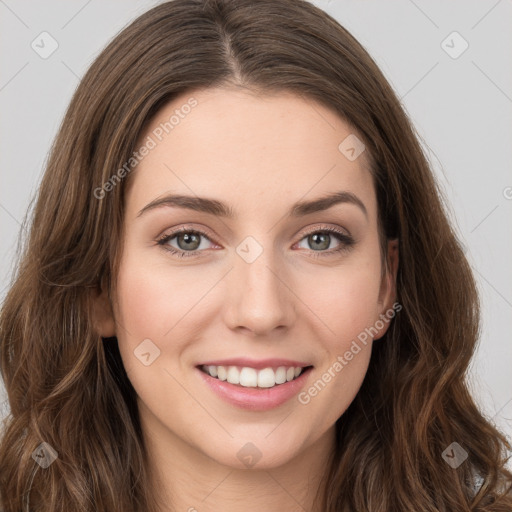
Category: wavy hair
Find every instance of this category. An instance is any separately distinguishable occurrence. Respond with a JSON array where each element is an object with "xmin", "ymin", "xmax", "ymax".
[{"xmin": 1, "ymin": 0, "xmax": 511, "ymax": 510}]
